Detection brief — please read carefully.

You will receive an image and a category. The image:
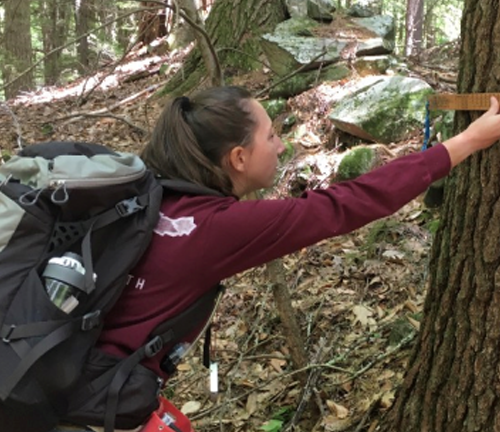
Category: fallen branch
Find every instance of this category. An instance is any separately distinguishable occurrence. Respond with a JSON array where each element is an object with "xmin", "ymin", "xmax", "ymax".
[
  {"xmin": 52, "ymin": 113, "xmax": 147, "ymax": 135},
  {"xmin": 54, "ymin": 83, "xmax": 163, "ymax": 125}
]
